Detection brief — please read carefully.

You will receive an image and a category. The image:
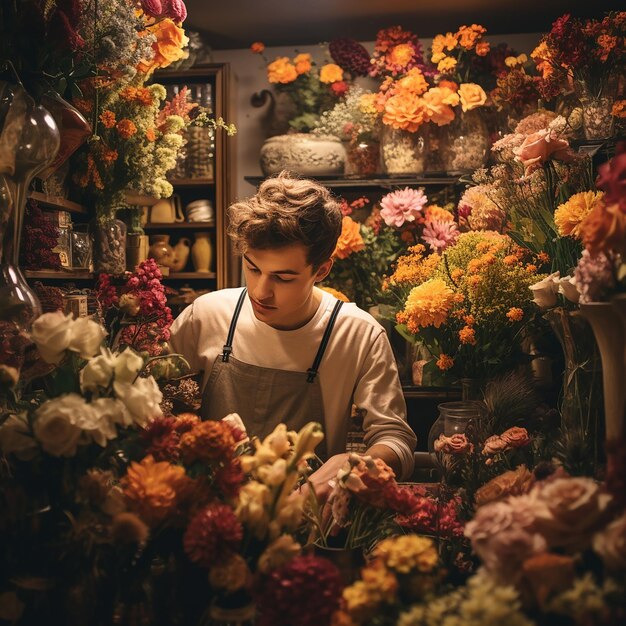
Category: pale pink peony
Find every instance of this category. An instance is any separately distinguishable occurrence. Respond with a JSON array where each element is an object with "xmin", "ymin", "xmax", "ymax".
[
  {"xmin": 421, "ymin": 218, "xmax": 459, "ymax": 252},
  {"xmin": 380, "ymin": 187, "xmax": 428, "ymax": 228}
]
